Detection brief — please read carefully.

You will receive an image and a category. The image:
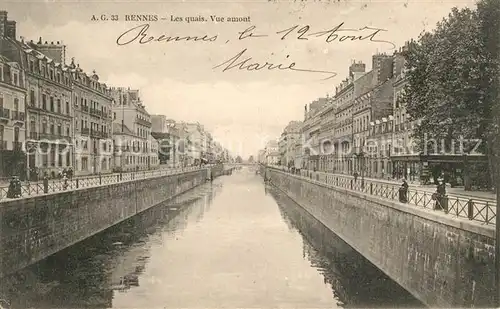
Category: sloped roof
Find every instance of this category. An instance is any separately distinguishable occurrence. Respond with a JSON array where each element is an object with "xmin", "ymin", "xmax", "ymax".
[{"xmin": 112, "ymin": 122, "xmax": 134, "ymax": 135}]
